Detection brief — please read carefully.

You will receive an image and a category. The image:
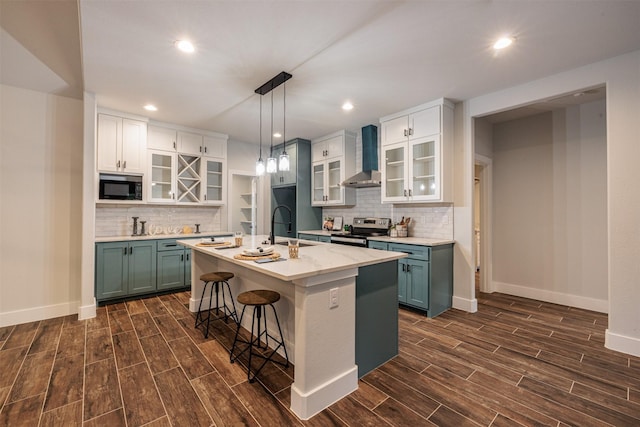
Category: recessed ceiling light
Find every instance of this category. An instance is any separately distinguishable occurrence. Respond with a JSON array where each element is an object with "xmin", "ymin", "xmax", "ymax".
[
  {"xmin": 144, "ymin": 104, "xmax": 158, "ymax": 111},
  {"xmin": 273, "ymin": 132, "xmax": 282, "ymax": 138},
  {"xmin": 342, "ymin": 101, "xmax": 354, "ymax": 111},
  {"xmin": 175, "ymin": 40, "xmax": 195, "ymax": 53},
  {"xmin": 493, "ymin": 36, "xmax": 514, "ymax": 50}
]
